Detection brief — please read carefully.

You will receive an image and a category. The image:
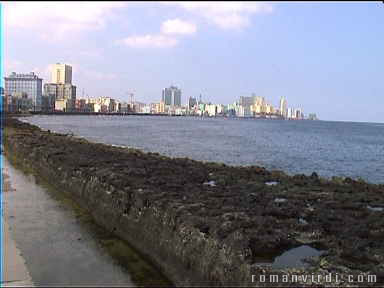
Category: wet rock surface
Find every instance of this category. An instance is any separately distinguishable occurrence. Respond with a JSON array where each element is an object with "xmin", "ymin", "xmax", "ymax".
[{"xmin": 3, "ymin": 117, "xmax": 384, "ymax": 287}]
